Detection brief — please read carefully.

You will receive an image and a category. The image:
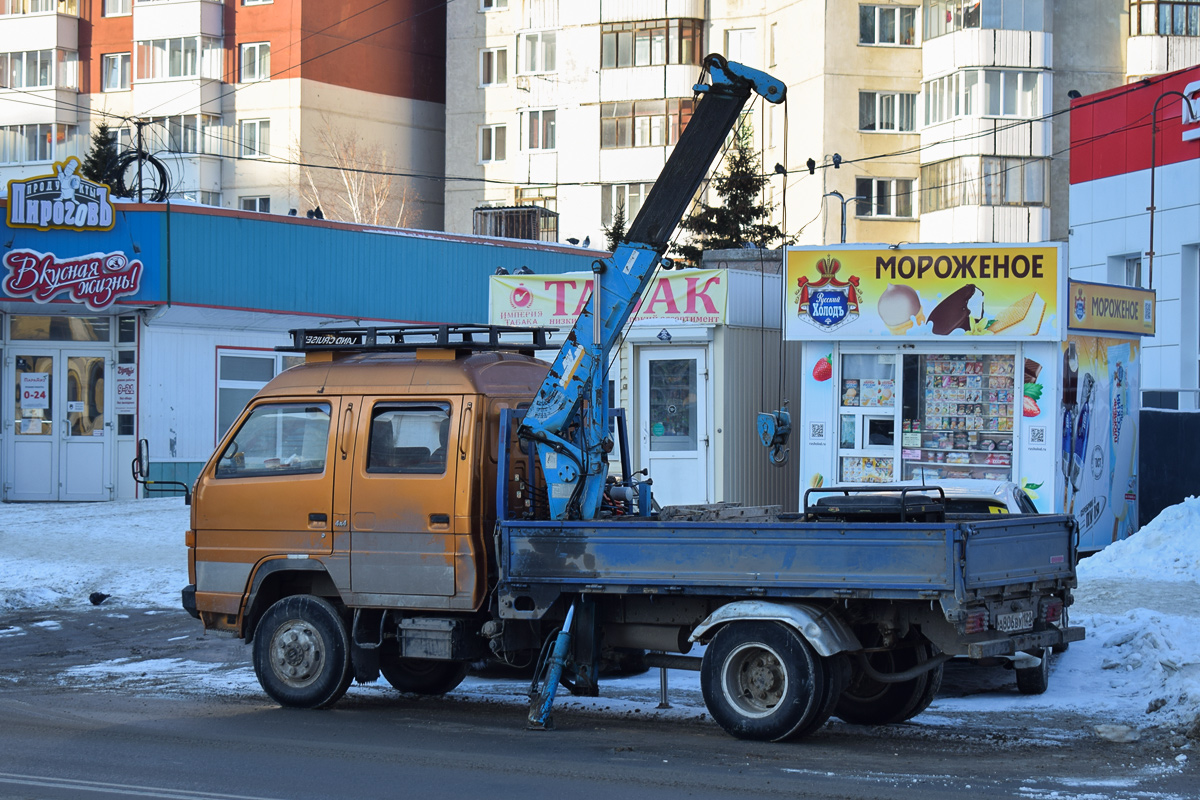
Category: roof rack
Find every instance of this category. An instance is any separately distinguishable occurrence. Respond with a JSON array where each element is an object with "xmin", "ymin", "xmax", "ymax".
[{"xmin": 278, "ymin": 325, "xmax": 557, "ymax": 356}]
